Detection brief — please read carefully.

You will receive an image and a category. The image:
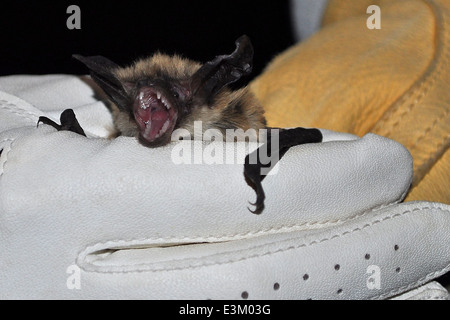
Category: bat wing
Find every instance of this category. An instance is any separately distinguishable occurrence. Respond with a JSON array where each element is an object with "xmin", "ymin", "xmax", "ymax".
[
  {"xmin": 73, "ymin": 55, "xmax": 130, "ymax": 111},
  {"xmin": 244, "ymin": 127, "xmax": 323, "ymax": 214},
  {"xmin": 38, "ymin": 109, "xmax": 86, "ymax": 137},
  {"xmin": 190, "ymin": 35, "xmax": 254, "ymax": 105}
]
